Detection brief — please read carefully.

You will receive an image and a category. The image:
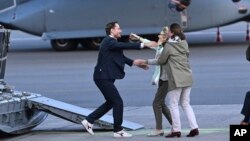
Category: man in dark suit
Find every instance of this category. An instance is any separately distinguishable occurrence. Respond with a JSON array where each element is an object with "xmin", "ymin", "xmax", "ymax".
[{"xmin": 82, "ymin": 21, "xmax": 155, "ymax": 138}]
